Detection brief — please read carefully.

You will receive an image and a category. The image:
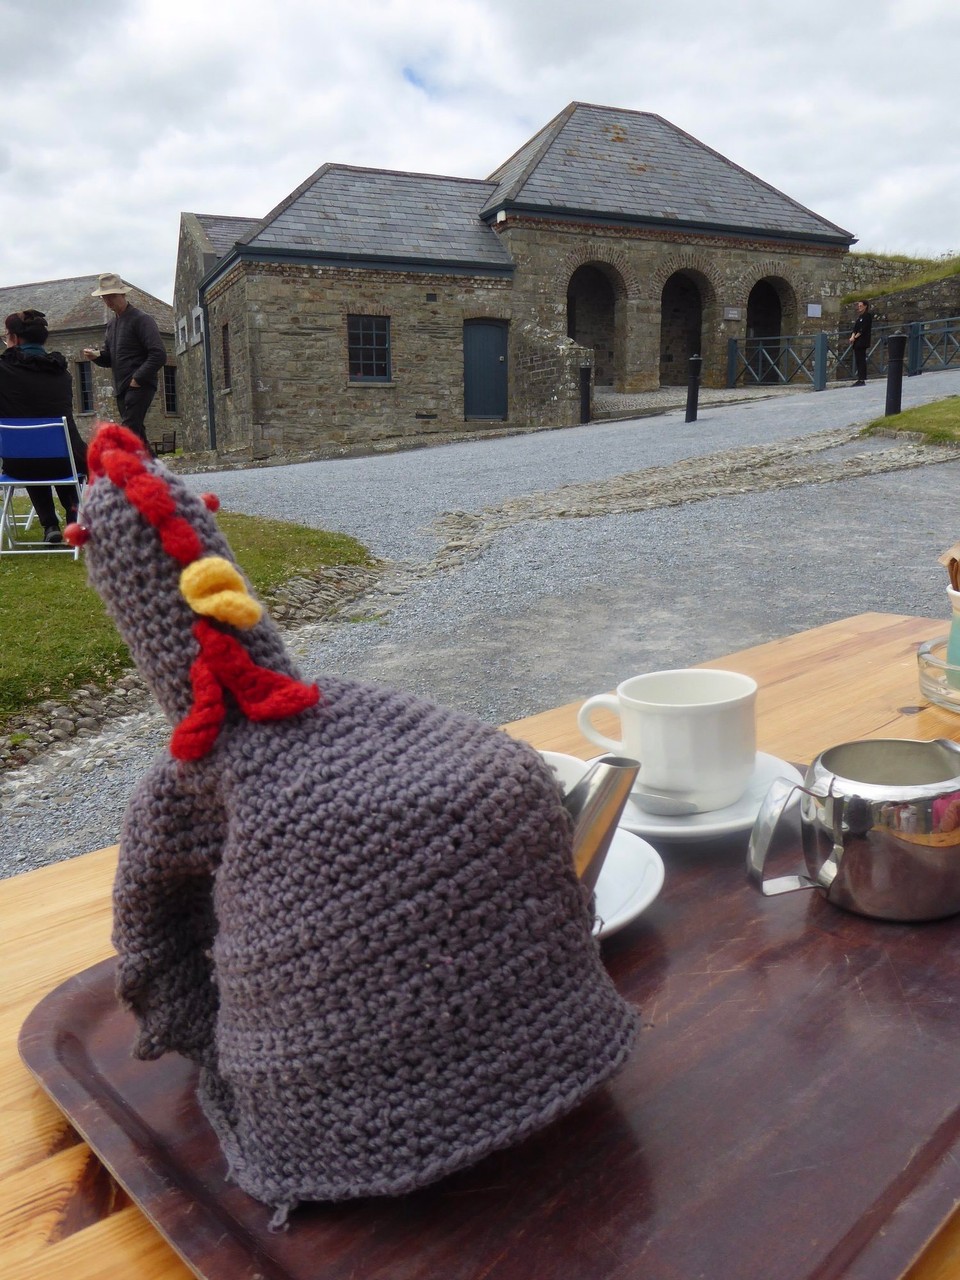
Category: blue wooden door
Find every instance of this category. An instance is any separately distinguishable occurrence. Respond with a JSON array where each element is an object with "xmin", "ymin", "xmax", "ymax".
[{"xmin": 463, "ymin": 321, "xmax": 508, "ymax": 419}]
